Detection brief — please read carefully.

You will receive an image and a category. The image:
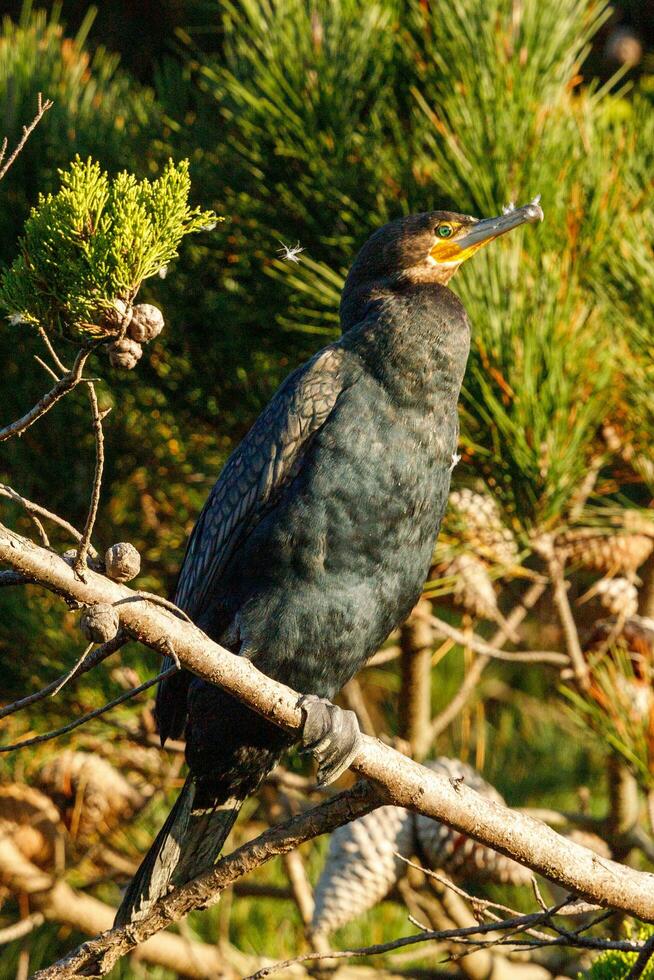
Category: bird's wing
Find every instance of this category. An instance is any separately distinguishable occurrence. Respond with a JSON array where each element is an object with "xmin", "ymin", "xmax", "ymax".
[{"xmin": 156, "ymin": 345, "xmax": 351, "ymax": 741}]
